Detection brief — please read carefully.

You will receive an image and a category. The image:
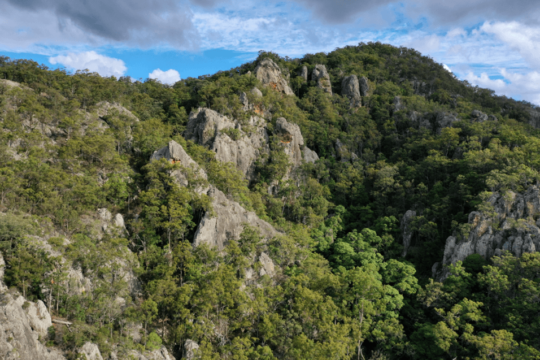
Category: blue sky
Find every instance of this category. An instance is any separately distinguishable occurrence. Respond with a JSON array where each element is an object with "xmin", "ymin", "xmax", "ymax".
[{"xmin": 1, "ymin": 0, "xmax": 540, "ymax": 104}]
